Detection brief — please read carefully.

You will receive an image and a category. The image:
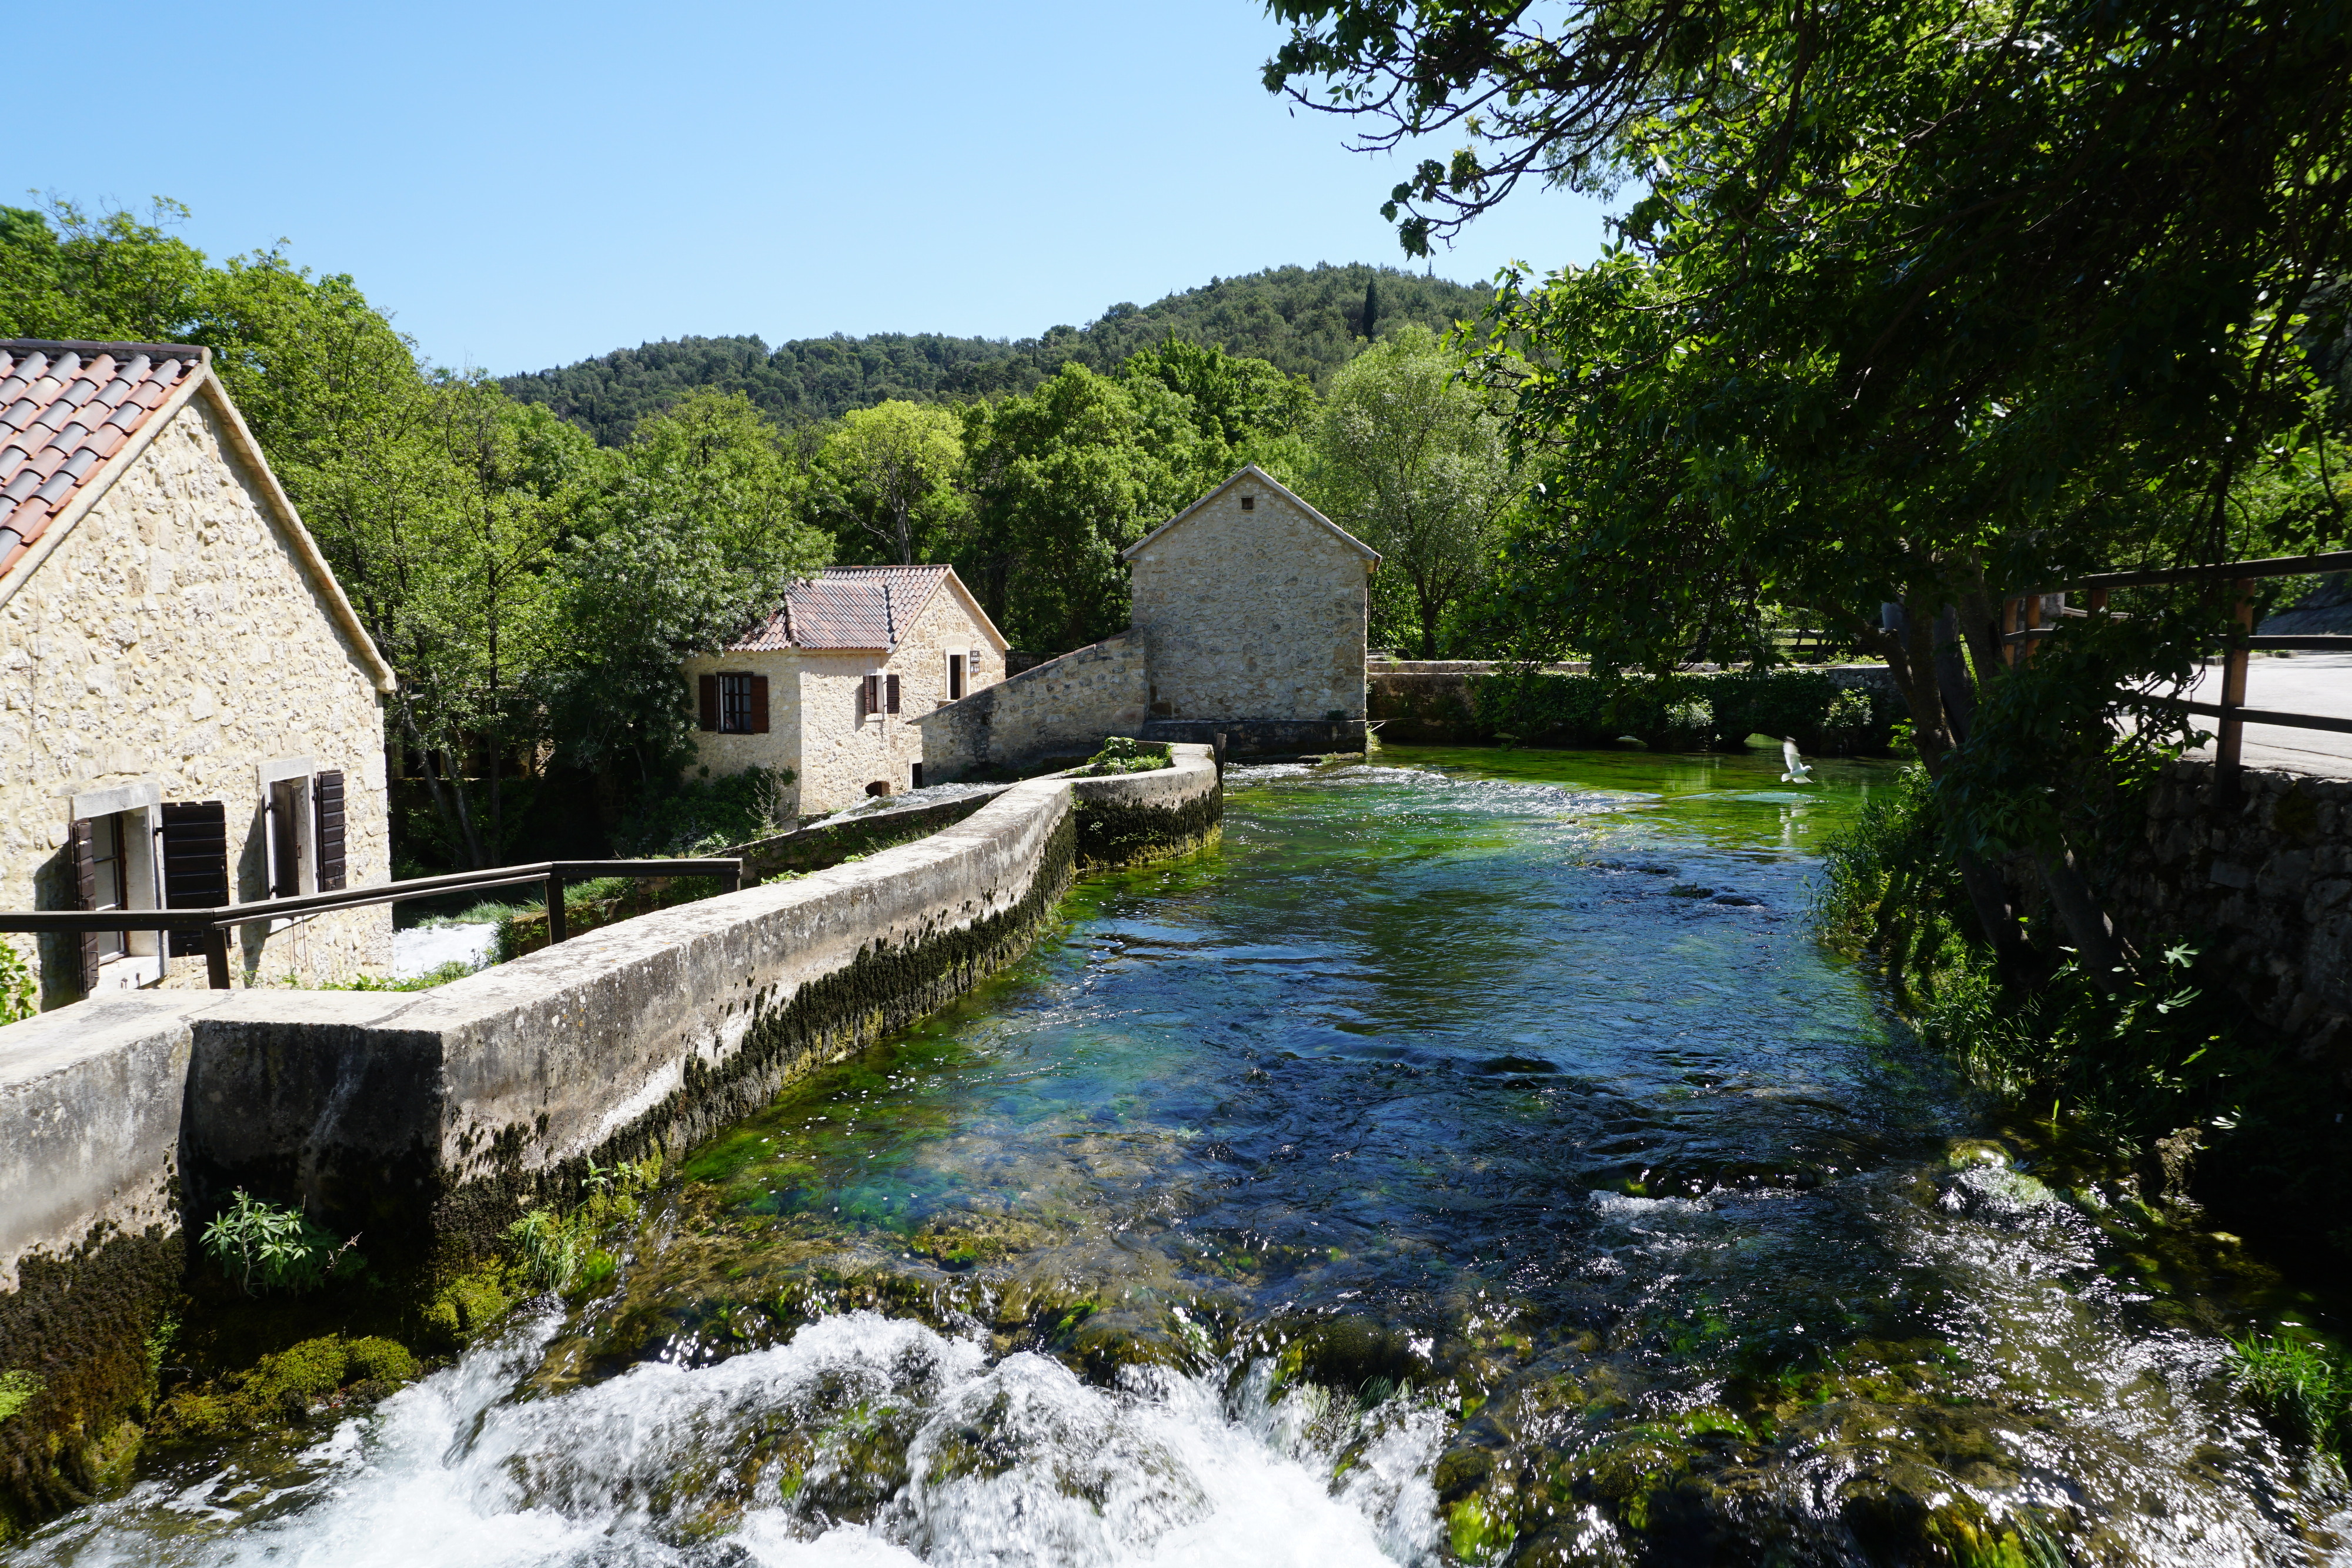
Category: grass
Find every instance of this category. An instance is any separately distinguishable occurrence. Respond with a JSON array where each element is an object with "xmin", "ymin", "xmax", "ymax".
[{"xmin": 2230, "ymin": 1332, "xmax": 2352, "ymax": 1459}]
